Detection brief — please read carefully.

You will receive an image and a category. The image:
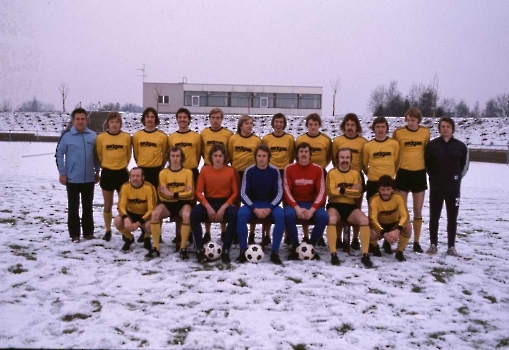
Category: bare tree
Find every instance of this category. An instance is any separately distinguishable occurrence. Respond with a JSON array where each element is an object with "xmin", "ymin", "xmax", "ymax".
[
  {"xmin": 59, "ymin": 82, "xmax": 70, "ymax": 113},
  {"xmin": 330, "ymin": 76, "xmax": 341, "ymax": 116},
  {"xmin": 408, "ymin": 83, "xmax": 427, "ymax": 108},
  {"xmin": 368, "ymin": 84, "xmax": 386, "ymax": 115},
  {"xmin": 430, "ymin": 74, "xmax": 439, "ymax": 118}
]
